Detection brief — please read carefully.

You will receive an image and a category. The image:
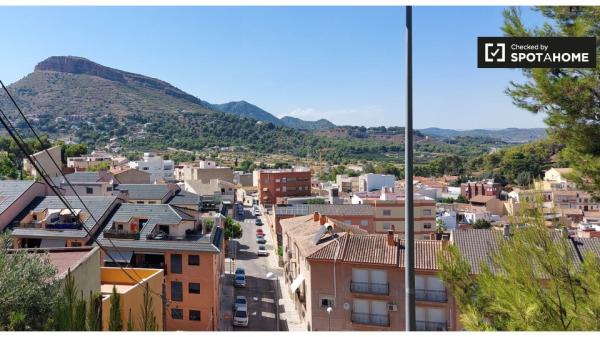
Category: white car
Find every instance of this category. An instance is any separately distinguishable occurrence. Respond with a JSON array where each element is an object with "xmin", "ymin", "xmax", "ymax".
[
  {"xmin": 257, "ymin": 245, "xmax": 268, "ymax": 256},
  {"xmin": 233, "ymin": 308, "xmax": 249, "ymax": 327},
  {"xmin": 253, "ymin": 208, "xmax": 261, "ymax": 216},
  {"xmin": 234, "ymin": 295, "xmax": 248, "ymax": 311}
]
